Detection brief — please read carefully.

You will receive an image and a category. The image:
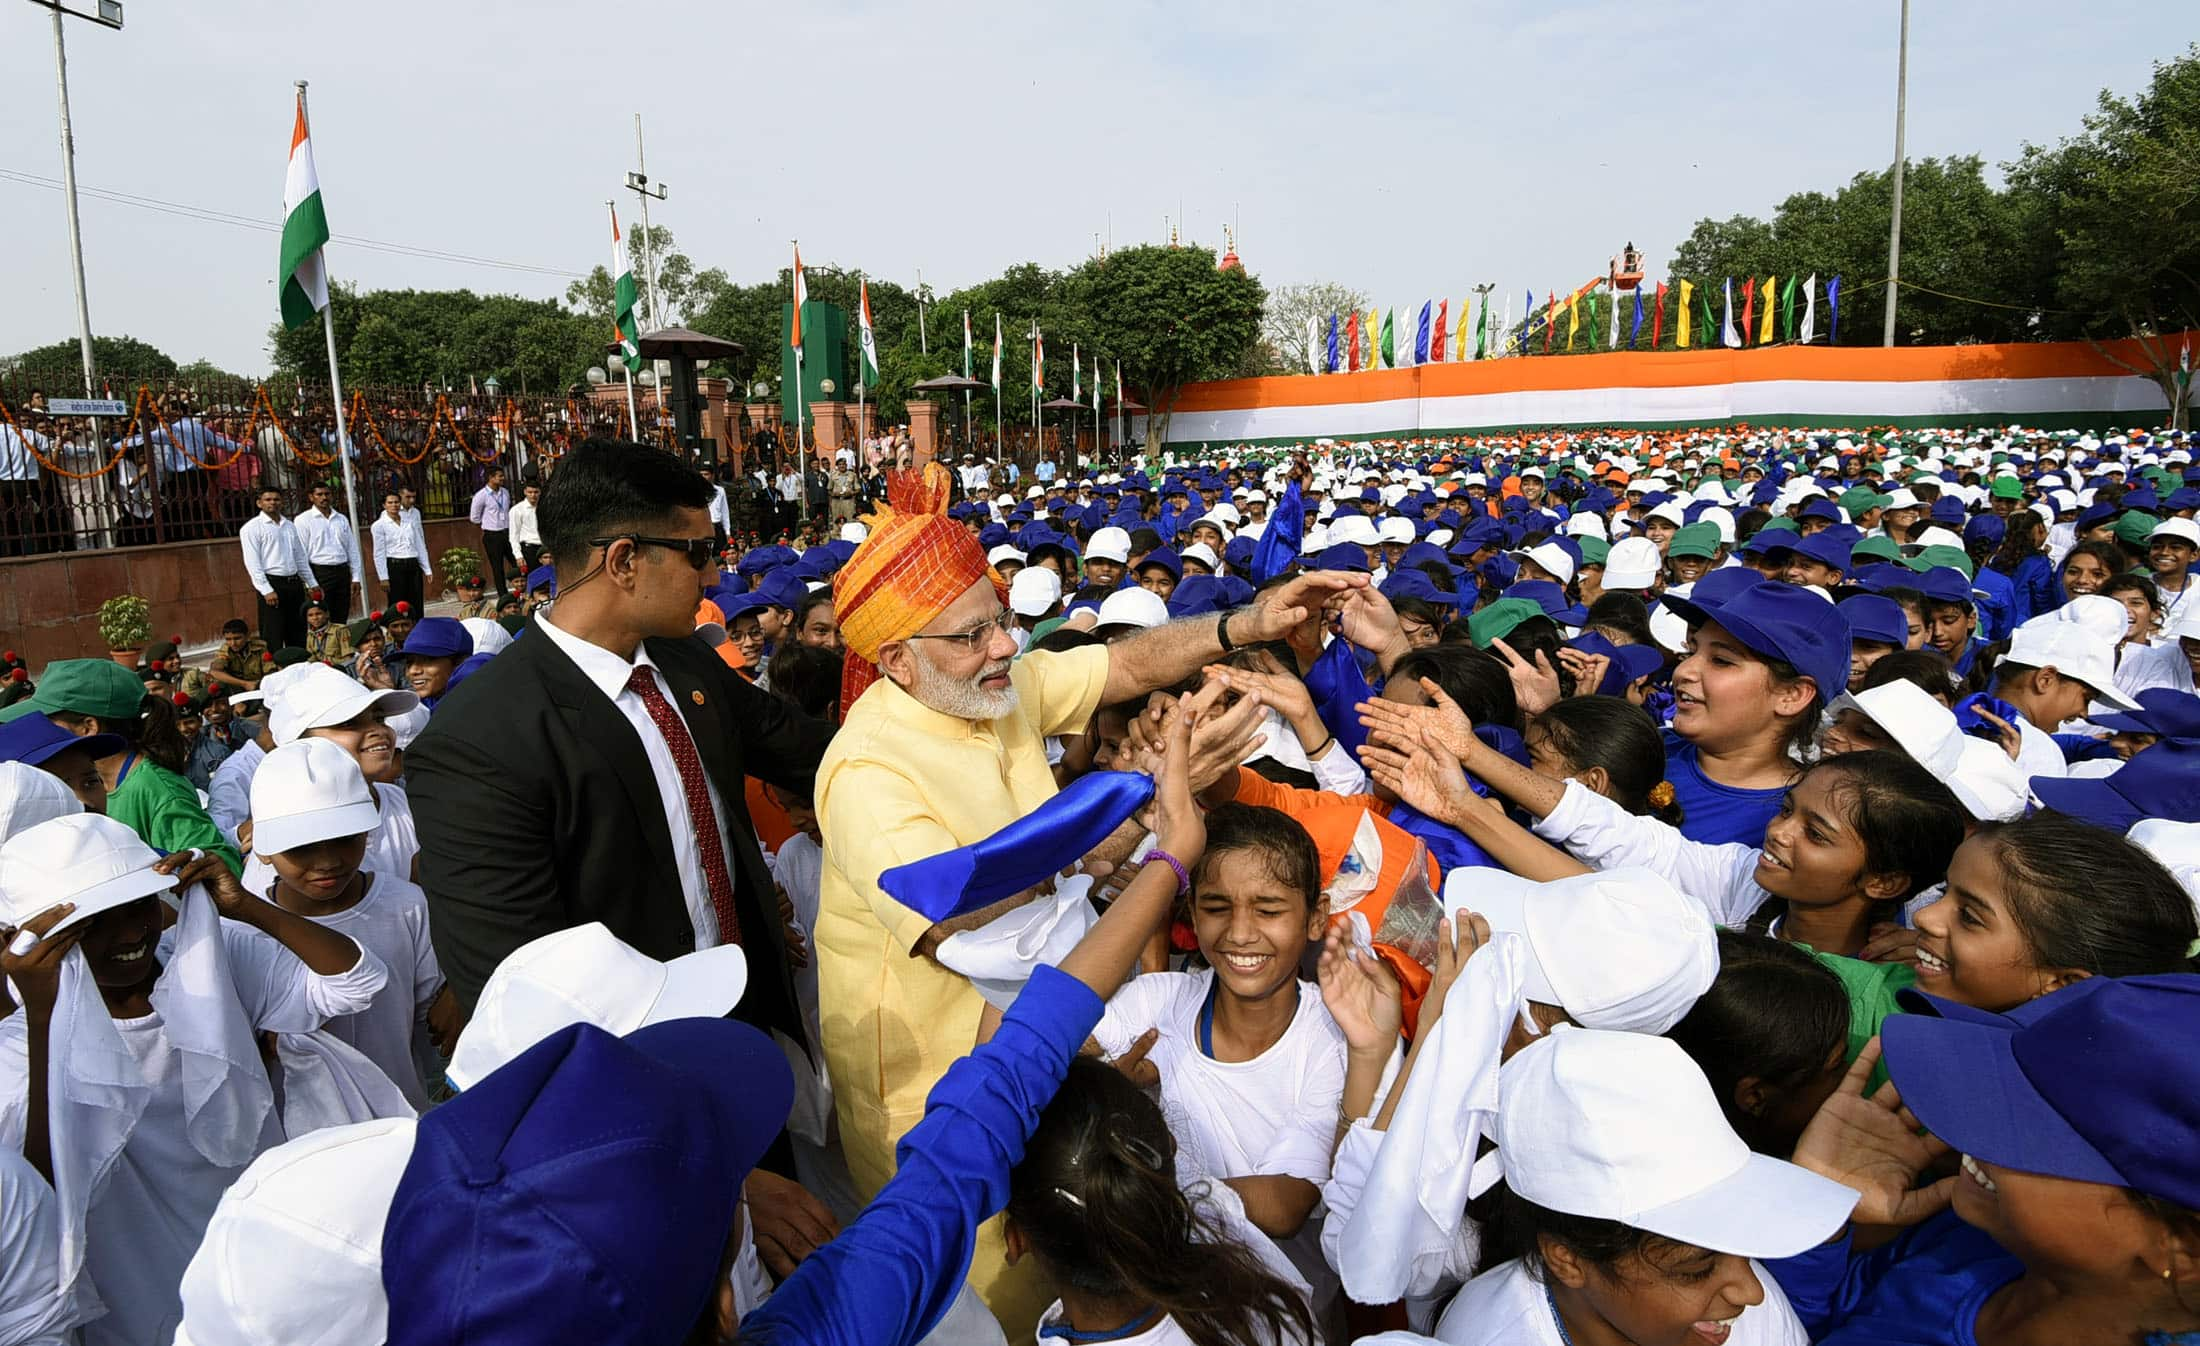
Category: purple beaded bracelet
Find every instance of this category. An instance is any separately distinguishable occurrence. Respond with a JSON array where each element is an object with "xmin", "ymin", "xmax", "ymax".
[{"xmin": 1146, "ymin": 848, "xmax": 1191, "ymax": 898}]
